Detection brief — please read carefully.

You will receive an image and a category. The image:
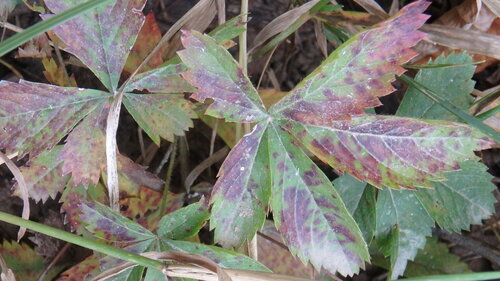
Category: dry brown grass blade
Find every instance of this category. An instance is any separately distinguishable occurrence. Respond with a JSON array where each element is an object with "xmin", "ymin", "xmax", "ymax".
[
  {"xmin": 0, "ymin": 152, "xmax": 29, "ymax": 240},
  {"xmin": 184, "ymin": 146, "xmax": 229, "ymax": 191},
  {"xmin": 421, "ymin": 24, "xmax": 500, "ymax": 60},
  {"xmin": 435, "ymin": 0, "xmax": 495, "ymax": 31},
  {"xmin": 484, "ymin": 0, "xmax": 500, "ymax": 17},
  {"xmin": 352, "ymin": 0, "xmax": 387, "ymax": 19},
  {"xmin": 161, "ymin": 0, "xmax": 217, "ymax": 59},
  {"xmin": 389, "ymin": 0, "xmax": 399, "ymax": 15},
  {"xmin": 313, "ymin": 19, "xmax": 327, "ymax": 58},
  {"xmin": 250, "ymin": 0, "xmax": 320, "ymax": 53},
  {"xmin": 0, "ymin": 254, "xmax": 16, "ymax": 281},
  {"xmin": 217, "ymin": 0, "xmax": 226, "ymax": 24}
]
